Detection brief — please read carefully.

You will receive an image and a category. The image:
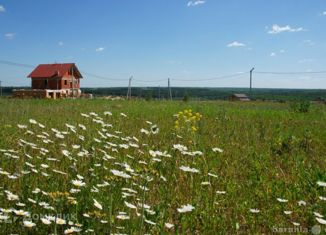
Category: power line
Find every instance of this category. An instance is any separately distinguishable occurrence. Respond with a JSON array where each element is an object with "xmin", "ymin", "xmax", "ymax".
[
  {"xmin": 255, "ymin": 71, "xmax": 326, "ymax": 75},
  {"xmin": 172, "ymin": 72, "xmax": 249, "ymax": 82},
  {"xmin": 0, "ymin": 59, "xmax": 34, "ymax": 68},
  {"xmin": 80, "ymin": 71, "xmax": 126, "ymax": 81}
]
